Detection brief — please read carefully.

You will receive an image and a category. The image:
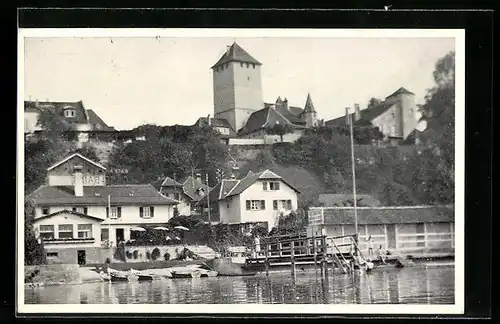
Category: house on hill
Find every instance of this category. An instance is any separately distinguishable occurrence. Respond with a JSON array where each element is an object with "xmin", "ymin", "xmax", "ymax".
[
  {"xmin": 325, "ymin": 87, "xmax": 418, "ymax": 145},
  {"xmin": 196, "ymin": 169, "xmax": 300, "ymax": 230},
  {"xmin": 151, "ymin": 174, "xmax": 210, "ymax": 216},
  {"xmin": 24, "ymin": 100, "xmax": 116, "ymax": 142},
  {"xmin": 28, "ymin": 153, "xmax": 179, "ymax": 265},
  {"xmin": 193, "ymin": 42, "xmax": 322, "ymax": 144}
]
